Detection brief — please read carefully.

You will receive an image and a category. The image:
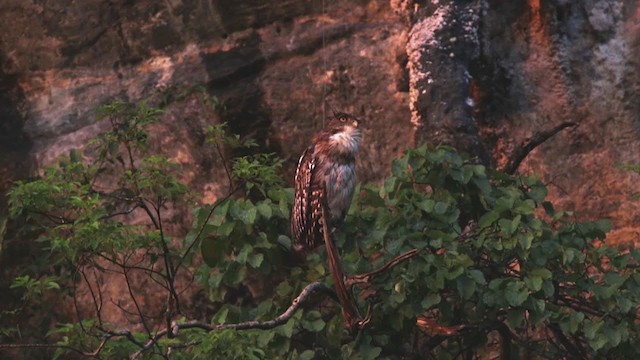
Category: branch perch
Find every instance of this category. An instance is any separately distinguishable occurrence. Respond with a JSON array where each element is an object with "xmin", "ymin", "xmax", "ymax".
[{"xmin": 130, "ymin": 281, "xmax": 333, "ymax": 359}]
